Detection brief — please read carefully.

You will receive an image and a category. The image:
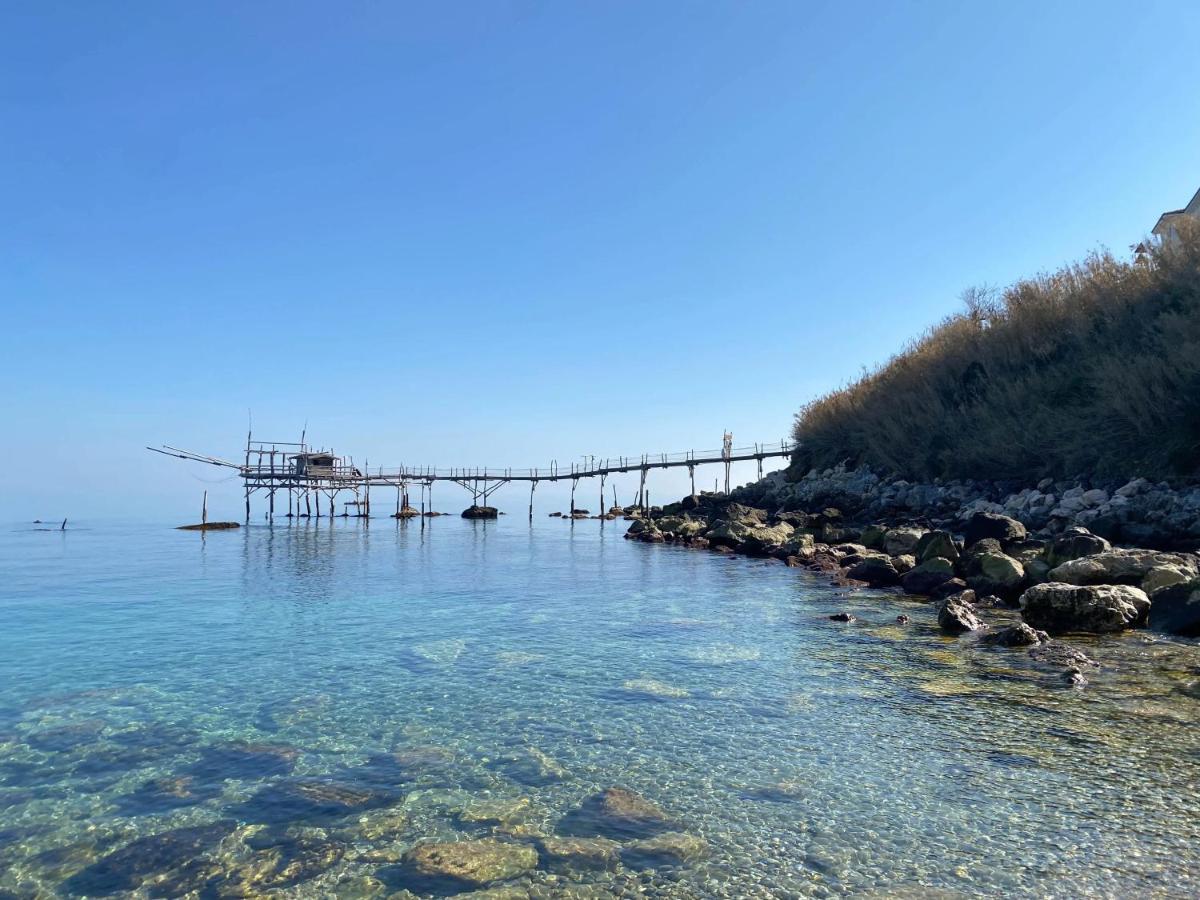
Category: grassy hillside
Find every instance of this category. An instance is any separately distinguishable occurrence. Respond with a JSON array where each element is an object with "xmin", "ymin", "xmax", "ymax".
[{"xmin": 791, "ymin": 225, "xmax": 1200, "ymax": 482}]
